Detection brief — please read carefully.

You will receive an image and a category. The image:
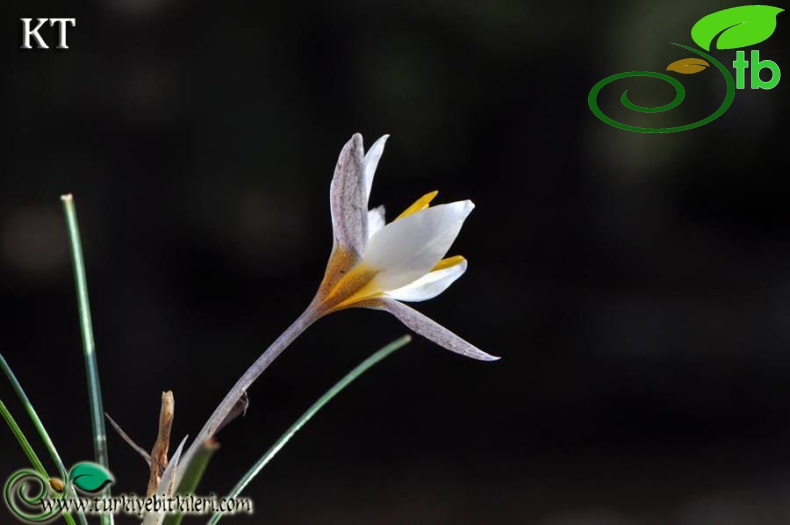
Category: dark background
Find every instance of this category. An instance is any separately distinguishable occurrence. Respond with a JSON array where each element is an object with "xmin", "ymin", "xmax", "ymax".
[{"xmin": 3, "ymin": 0, "xmax": 790, "ymax": 523}]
